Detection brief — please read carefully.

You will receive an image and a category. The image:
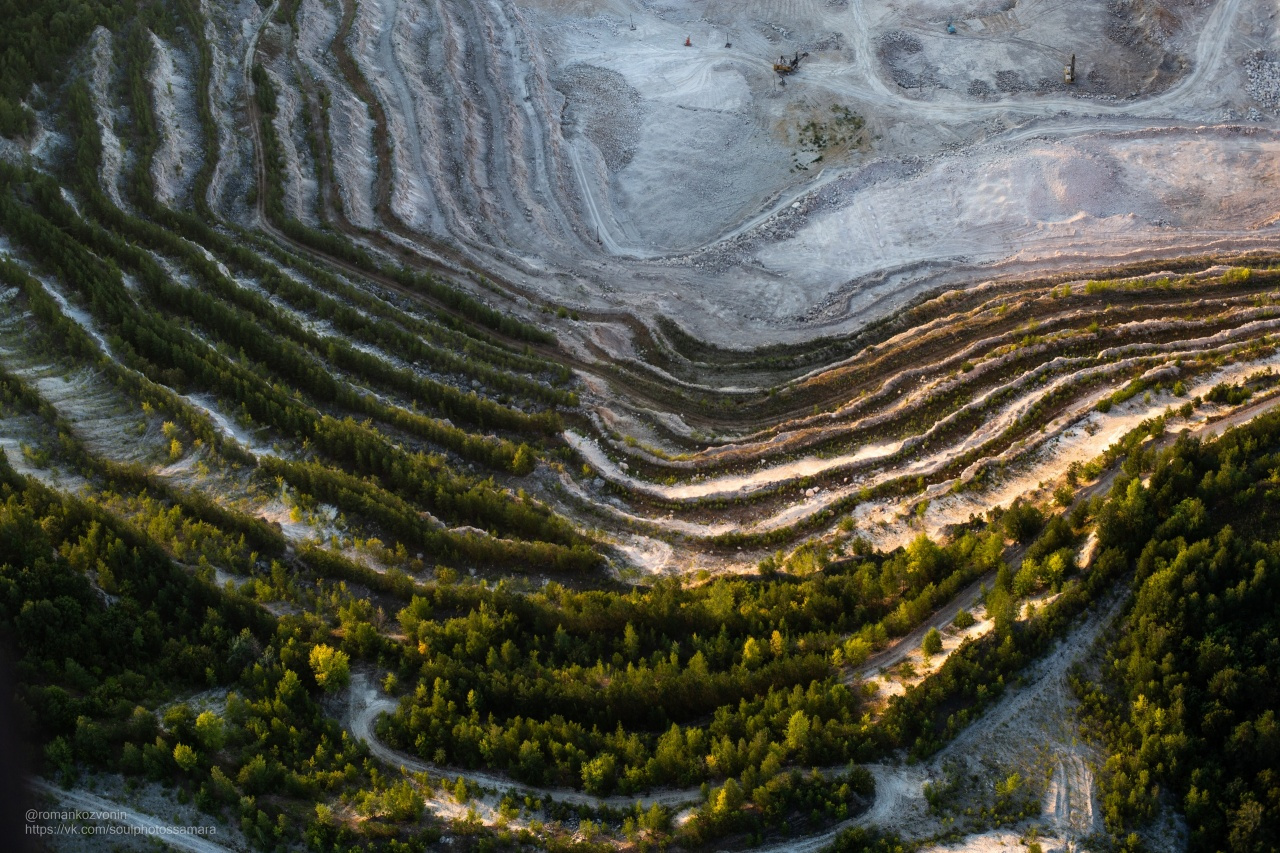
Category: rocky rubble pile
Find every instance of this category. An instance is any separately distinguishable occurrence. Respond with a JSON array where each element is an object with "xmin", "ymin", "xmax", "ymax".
[{"xmin": 1245, "ymin": 51, "xmax": 1280, "ymax": 109}]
